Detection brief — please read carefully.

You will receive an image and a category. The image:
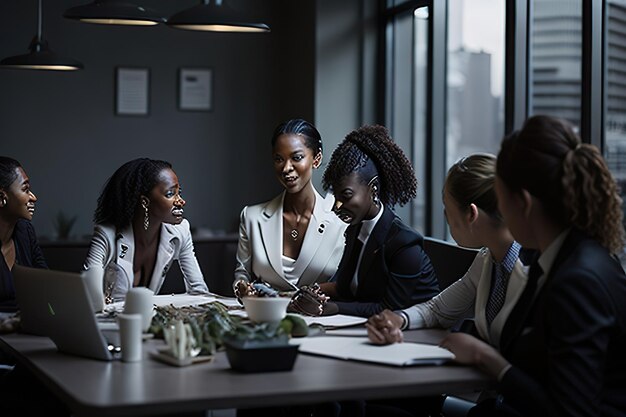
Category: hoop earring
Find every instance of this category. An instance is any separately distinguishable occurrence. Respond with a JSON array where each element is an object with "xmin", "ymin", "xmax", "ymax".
[{"xmin": 142, "ymin": 200, "xmax": 149, "ymax": 231}]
